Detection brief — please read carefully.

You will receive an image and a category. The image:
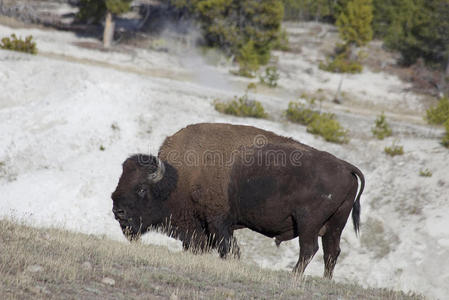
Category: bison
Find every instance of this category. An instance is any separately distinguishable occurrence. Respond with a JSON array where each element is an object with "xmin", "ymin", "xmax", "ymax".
[{"xmin": 111, "ymin": 123, "xmax": 364, "ymax": 278}]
